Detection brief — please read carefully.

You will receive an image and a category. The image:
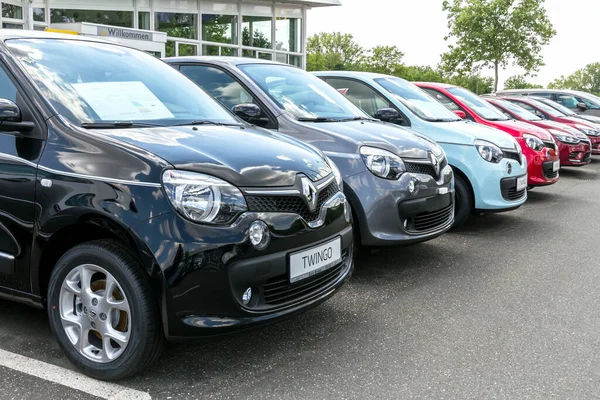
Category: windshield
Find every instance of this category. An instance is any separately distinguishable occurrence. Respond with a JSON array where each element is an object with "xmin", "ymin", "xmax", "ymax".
[
  {"xmin": 524, "ymin": 99, "xmax": 566, "ymax": 117},
  {"xmin": 374, "ymin": 77, "xmax": 459, "ymax": 122},
  {"xmin": 238, "ymin": 64, "xmax": 369, "ymax": 120},
  {"xmin": 6, "ymin": 39, "xmax": 240, "ymax": 127},
  {"xmin": 539, "ymin": 97, "xmax": 577, "ymax": 115},
  {"xmin": 493, "ymin": 99, "xmax": 541, "ymax": 121},
  {"xmin": 447, "ymin": 87, "xmax": 509, "ymax": 121}
]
